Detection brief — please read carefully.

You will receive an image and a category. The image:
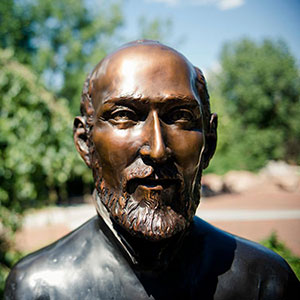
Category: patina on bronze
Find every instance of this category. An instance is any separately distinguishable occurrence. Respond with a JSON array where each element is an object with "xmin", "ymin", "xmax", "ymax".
[{"xmin": 4, "ymin": 40, "xmax": 300, "ymax": 299}]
